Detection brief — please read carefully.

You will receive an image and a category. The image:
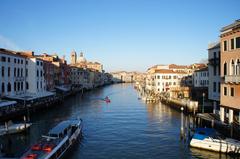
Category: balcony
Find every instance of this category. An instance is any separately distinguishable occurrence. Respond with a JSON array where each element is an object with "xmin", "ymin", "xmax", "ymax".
[
  {"xmin": 208, "ymin": 58, "xmax": 219, "ymax": 66},
  {"xmin": 225, "ymin": 75, "xmax": 240, "ymax": 84}
]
